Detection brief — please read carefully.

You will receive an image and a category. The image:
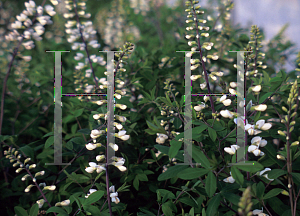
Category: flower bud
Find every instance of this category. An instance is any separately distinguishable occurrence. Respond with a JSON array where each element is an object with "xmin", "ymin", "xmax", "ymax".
[
  {"xmin": 16, "ymin": 168, "xmax": 23, "ymax": 173},
  {"xmin": 43, "ymin": 185, "xmax": 56, "ymax": 191},
  {"xmin": 278, "ymin": 130, "xmax": 285, "ymax": 136},
  {"xmin": 29, "ymin": 164, "xmax": 36, "ymax": 169},
  {"xmin": 282, "ymin": 106, "xmax": 288, "ymax": 112},
  {"xmin": 277, "ymin": 155, "xmax": 285, "ymax": 160},
  {"xmin": 25, "ymin": 184, "xmax": 34, "ymax": 192},
  {"xmin": 24, "ymin": 158, "xmax": 31, "ymax": 164}
]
